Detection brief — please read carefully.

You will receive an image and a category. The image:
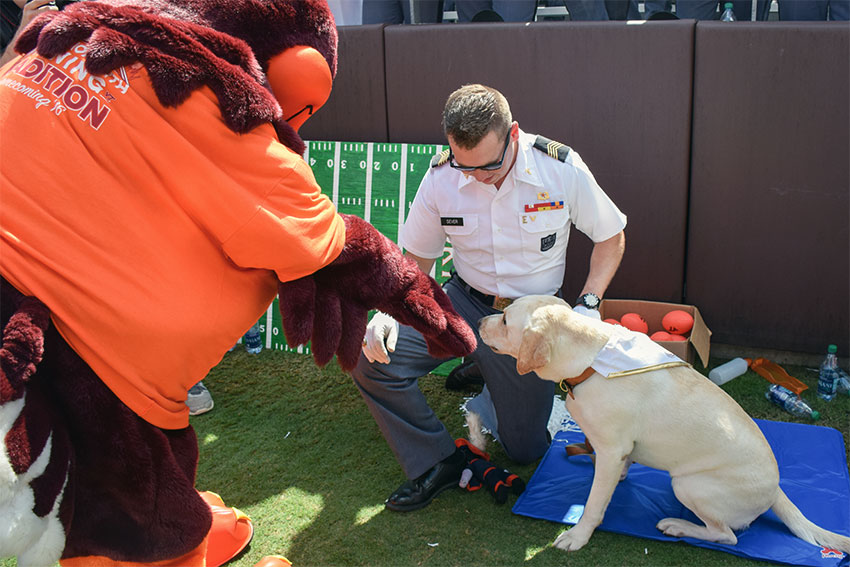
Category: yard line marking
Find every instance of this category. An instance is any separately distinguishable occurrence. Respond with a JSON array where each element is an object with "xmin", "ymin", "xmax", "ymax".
[
  {"xmin": 364, "ymin": 142, "xmax": 374, "ymax": 223},
  {"xmin": 332, "ymin": 141, "xmax": 341, "ymax": 206},
  {"xmin": 264, "ymin": 303, "xmax": 273, "ymax": 349},
  {"xmin": 398, "ymin": 143, "xmax": 408, "ymax": 237}
]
